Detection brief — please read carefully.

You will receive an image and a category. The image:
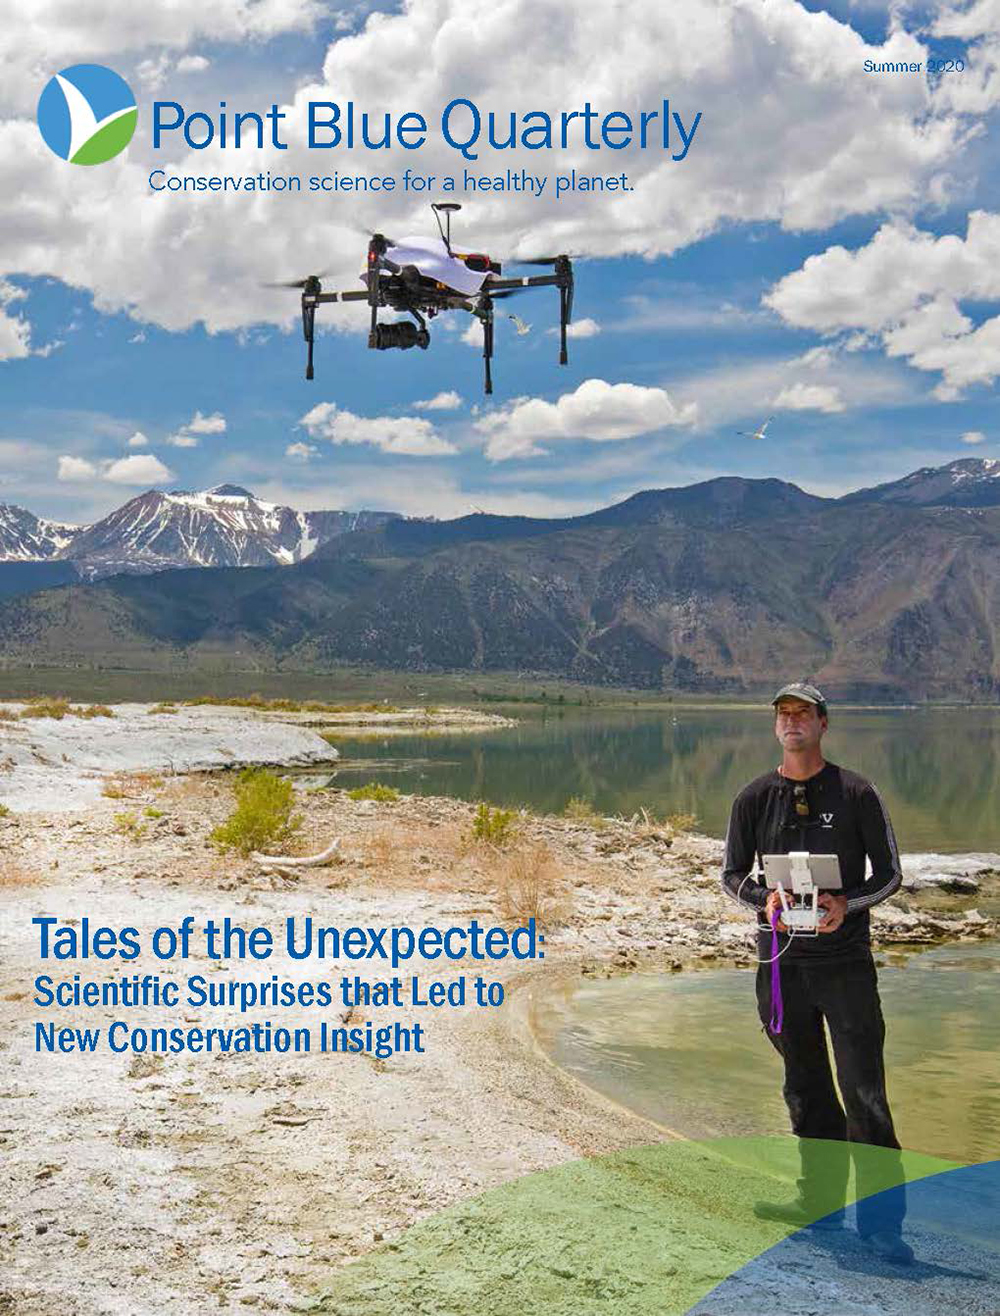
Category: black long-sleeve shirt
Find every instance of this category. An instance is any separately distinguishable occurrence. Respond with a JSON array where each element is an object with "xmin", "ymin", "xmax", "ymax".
[{"xmin": 720, "ymin": 761, "xmax": 903, "ymax": 960}]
